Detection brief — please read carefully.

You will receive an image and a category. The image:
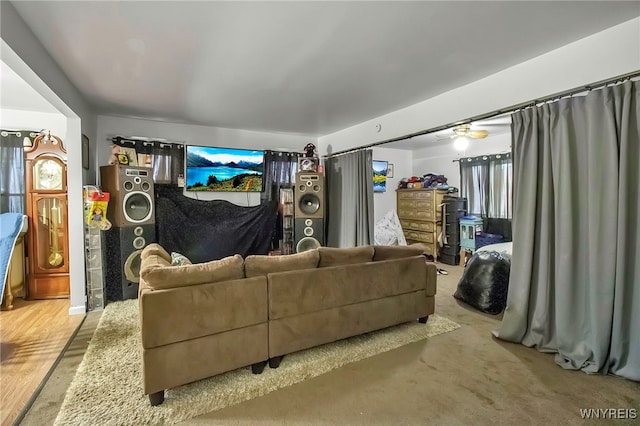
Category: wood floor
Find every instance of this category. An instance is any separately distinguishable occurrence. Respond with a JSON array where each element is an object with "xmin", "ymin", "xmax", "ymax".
[{"xmin": 0, "ymin": 298, "xmax": 83, "ymax": 426}]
